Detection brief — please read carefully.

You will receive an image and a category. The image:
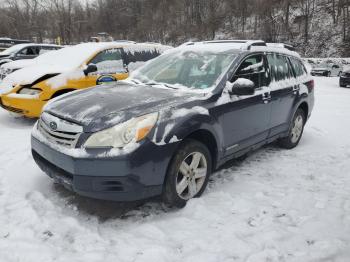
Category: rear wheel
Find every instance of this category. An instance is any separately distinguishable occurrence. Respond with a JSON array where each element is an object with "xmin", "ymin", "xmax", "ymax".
[
  {"xmin": 163, "ymin": 139, "xmax": 212, "ymax": 208},
  {"xmin": 279, "ymin": 108, "xmax": 306, "ymax": 149}
]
